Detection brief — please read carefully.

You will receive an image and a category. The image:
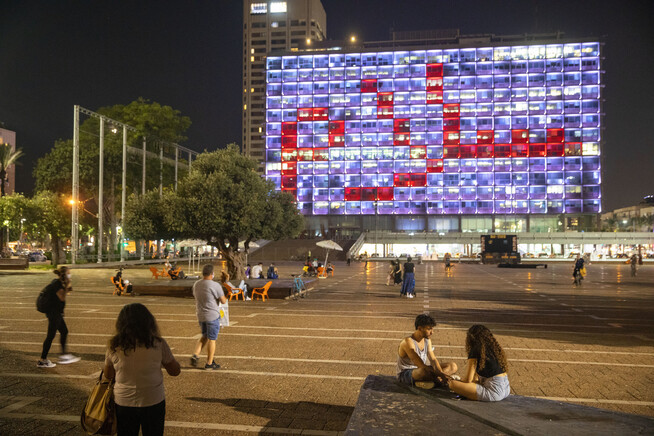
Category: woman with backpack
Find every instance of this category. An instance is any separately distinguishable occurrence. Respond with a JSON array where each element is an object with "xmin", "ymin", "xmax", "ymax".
[{"xmin": 37, "ymin": 267, "xmax": 81, "ymax": 368}]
